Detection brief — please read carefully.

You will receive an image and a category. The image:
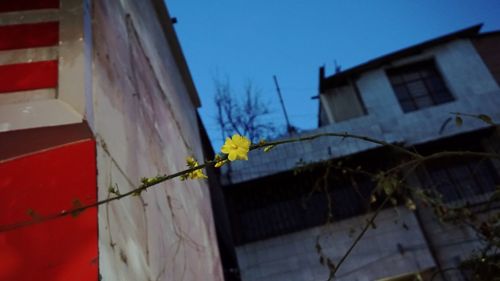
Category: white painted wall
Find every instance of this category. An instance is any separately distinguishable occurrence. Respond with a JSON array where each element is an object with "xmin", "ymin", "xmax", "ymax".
[
  {"xmin": 355, "ymin": 38, "xmax": 500, "ymax": 145},
  {"xmin": 89, "ymin": 1, "xmax": 224, "ymax": 280},
  {"xmin": 237, "ymin": 207, "xmax": 435, "ymax": 281}
]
